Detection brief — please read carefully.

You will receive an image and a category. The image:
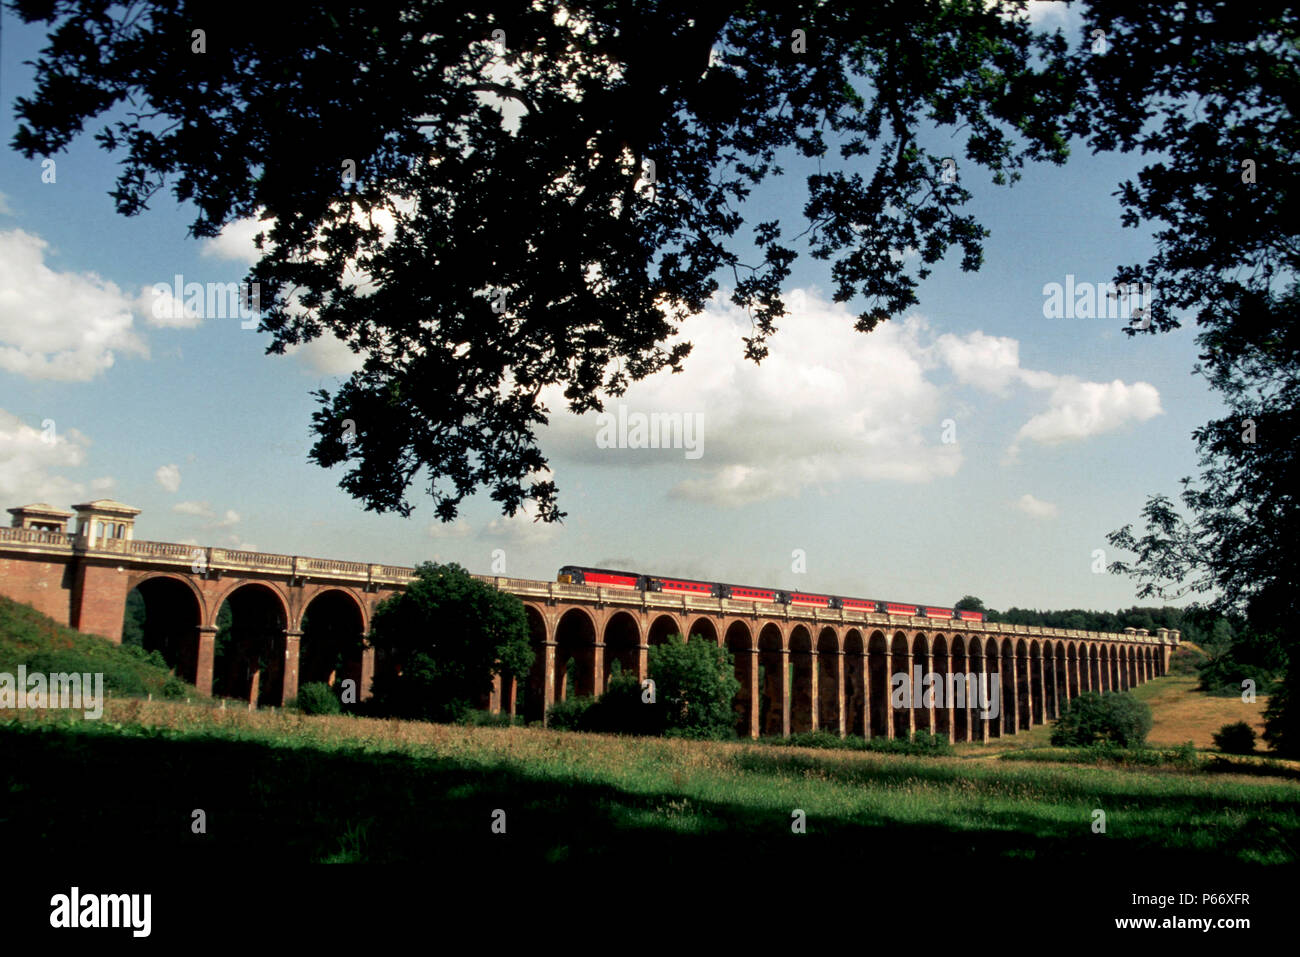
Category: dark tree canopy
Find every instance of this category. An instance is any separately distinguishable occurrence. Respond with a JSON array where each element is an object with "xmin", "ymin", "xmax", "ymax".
[
  {"xmin": 11, "ymin": 0, "xmax": 1088, "ymax": 520},
  {"xmin": 1085, "ymin": 2, "xmax": 1299, "ymax": 752}
]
